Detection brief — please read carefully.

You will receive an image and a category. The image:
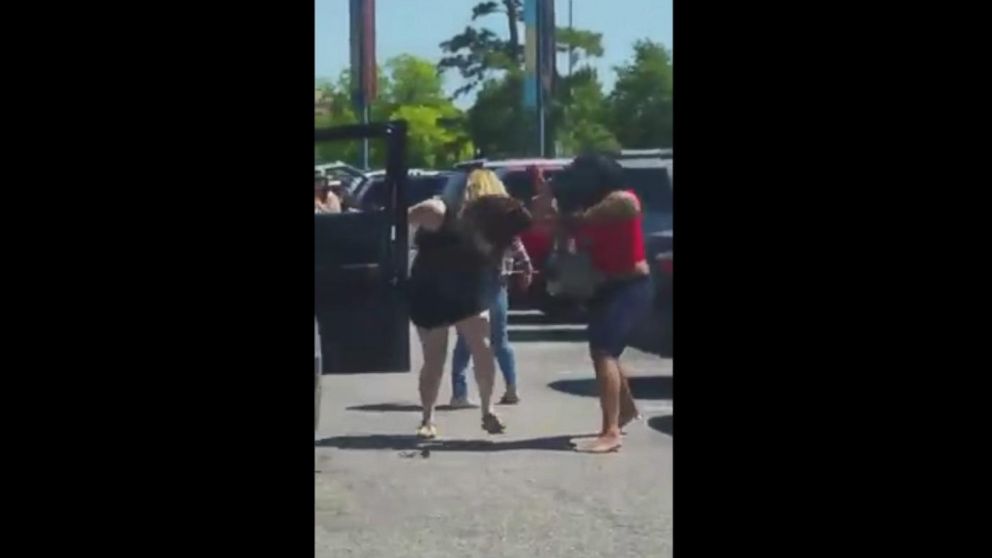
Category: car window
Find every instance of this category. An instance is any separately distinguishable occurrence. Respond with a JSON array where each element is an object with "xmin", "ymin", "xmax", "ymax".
[
  {"xmin": 407, "ymin": 175, "xmax": 449, "ymax": 206},
  {"xmin": 362, "ymin": 177, "xmax": 389, "ymax": 209},
  {"xmin": 360, "ymin": 174, "xmax": 452, "ymax": 210},
  {"xmin": 622, "ymin": 167, "xmax": 673, "ymax": 213}
]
